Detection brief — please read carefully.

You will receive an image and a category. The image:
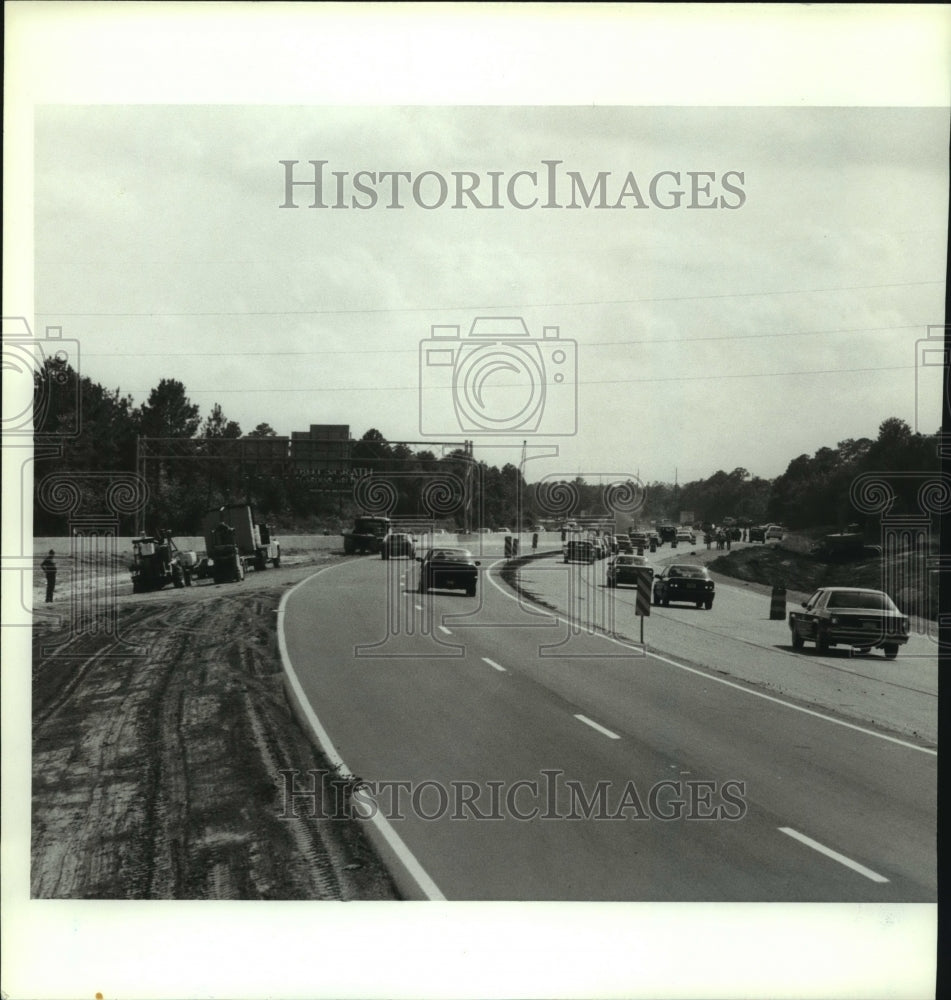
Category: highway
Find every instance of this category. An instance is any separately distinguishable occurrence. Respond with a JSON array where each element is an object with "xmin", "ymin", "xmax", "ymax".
[{"xmin": 280, "ymin": 544, "xmax": 937, "ymax": 901}]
